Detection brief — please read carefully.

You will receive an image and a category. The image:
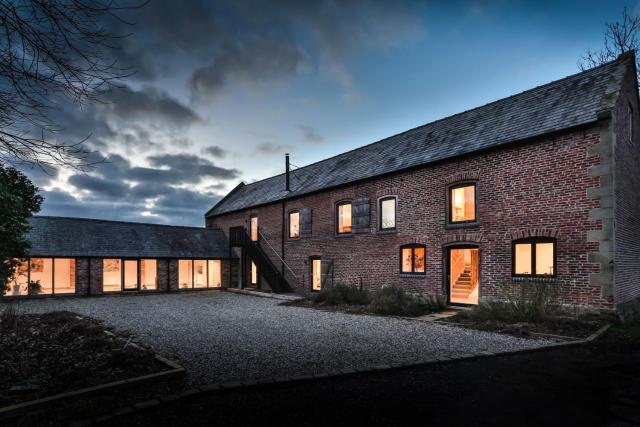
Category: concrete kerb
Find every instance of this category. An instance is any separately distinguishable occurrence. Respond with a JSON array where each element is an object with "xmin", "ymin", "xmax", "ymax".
[{"xmin": 86, "ymin": 323, "xmax": 613, "ymax": 425}]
